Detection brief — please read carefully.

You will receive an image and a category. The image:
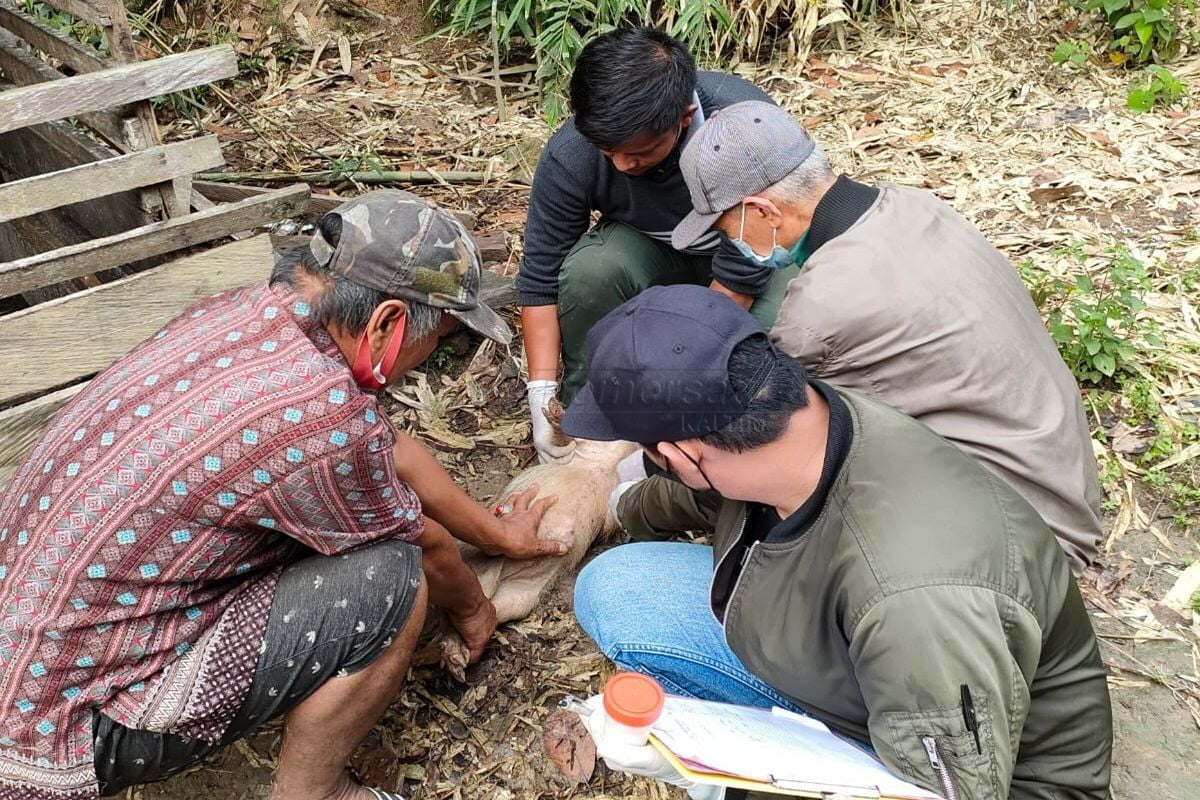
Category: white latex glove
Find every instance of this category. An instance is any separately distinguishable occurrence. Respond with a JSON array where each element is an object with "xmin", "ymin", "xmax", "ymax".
[
  {"xmin": 579, "ymin": 696, "xmax": 725, "ymax": 800},
  {"xmin": 609, "ymin": 480, "xmax": 640, "ymax": 523},
  {"xmin": 527, "ymin": 380, "xmax": 575, "ymax": 465},
  {"xmin": 616, "ymin": 450, "xmax": 648, "ymax": 483}
]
